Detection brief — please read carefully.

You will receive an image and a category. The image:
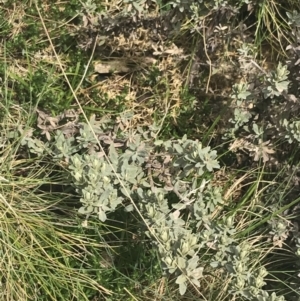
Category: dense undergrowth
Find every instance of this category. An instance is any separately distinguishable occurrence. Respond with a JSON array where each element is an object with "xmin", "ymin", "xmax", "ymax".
[{"xmin": 1, "ymin": 0, "xmax": 300, "ymax": 300}]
